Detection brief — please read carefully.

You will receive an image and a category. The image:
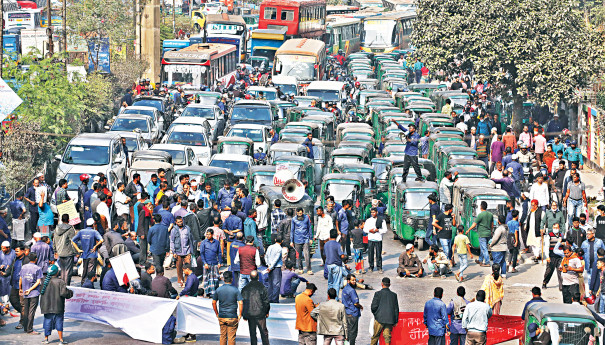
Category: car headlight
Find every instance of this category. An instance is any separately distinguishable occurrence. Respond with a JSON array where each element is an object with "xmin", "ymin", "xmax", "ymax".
[{"xmin": 406, "ymin": 218, "xmax": 414, "ymax": 225}]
